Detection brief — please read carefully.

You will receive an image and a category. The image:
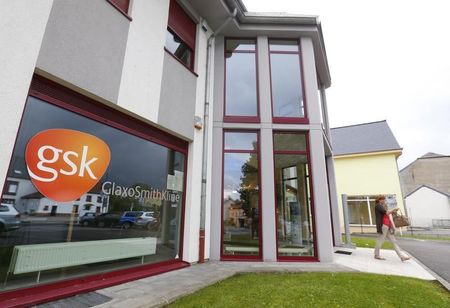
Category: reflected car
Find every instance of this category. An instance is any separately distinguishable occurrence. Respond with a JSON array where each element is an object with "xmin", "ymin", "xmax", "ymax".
[
  {"xmin": 119, "ymin": 211, "xmax": 156, "ymax": 230},
  {"xmin": 93, "ymin": 213, "xmax": 121, "ymax": 227},
  {"xmin": 78, "ymin": 212, "xmax": 97, "ymax": 226},
  {"xmin": 135, "ymin": 212, "xmax": 158, "ymax": 230},
  {"xmin": 0, "ymin": 203, "xmax": 21, "ymax": 233}
]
